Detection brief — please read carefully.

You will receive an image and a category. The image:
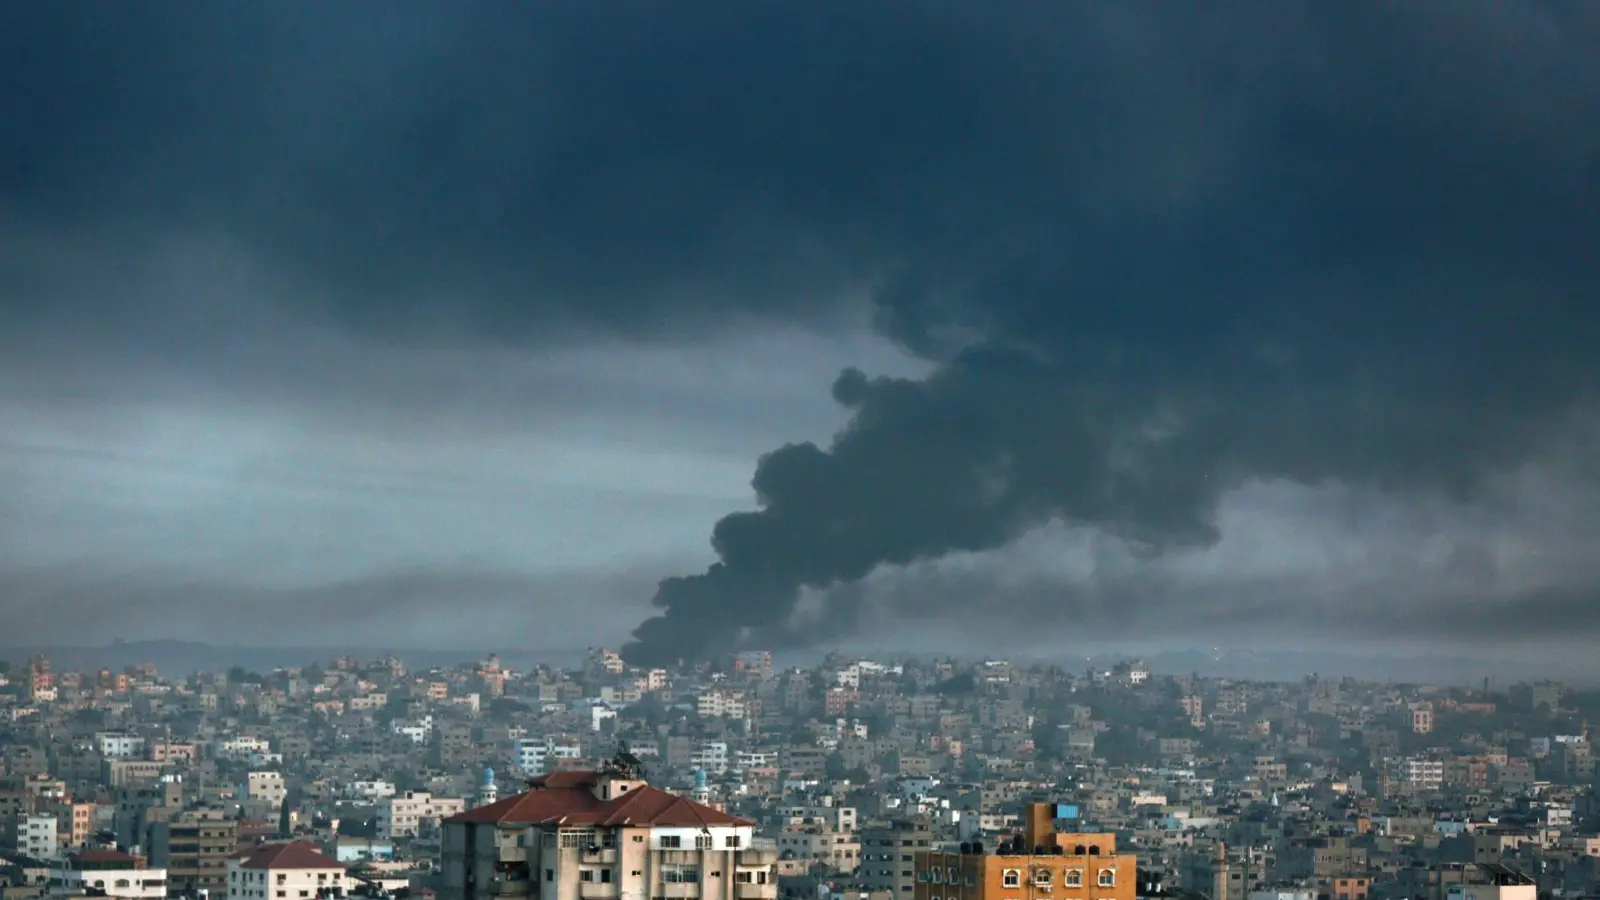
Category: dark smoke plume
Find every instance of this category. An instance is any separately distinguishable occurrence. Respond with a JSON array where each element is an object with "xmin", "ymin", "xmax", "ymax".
[{"xmin": 621, "ymin": 3, "xmax": 1600, "ymax": 665}]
